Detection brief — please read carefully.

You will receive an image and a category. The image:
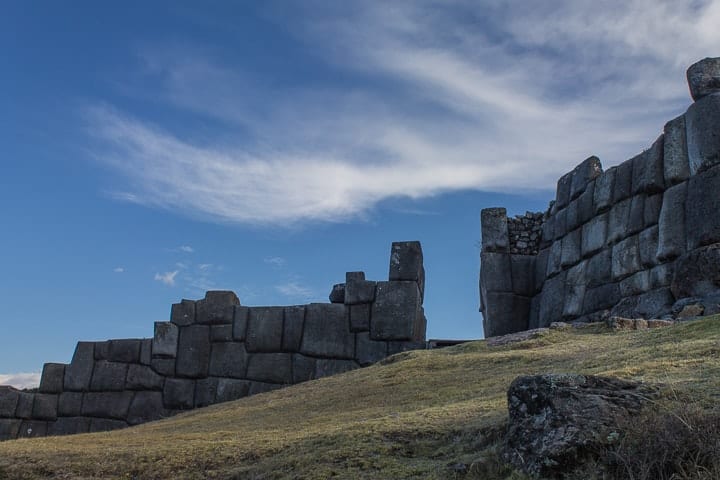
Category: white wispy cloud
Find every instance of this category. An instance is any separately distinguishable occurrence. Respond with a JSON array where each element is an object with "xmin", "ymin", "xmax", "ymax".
[
  {"xmin": 0, "ymin": 372, "xmax": 41, "ymax": 390},
  {"xmin": 276, "ymin": 282, "xmax": 315, "ymax": 300},
  {"xmin": 177, "ymin": 245, "xmax": 194, "ymax": 253},
  {"xmin": 113, "ymin": 267, "xmax": 124, "ymax": 273},
  {"xmin": 154, "ymin": 270, "xmax": 179, "ymax": 286},
  {"xmin": 86, "ymin": 1, "xmax": 720, "ymax": 226},
  {"xmin": 264, "ymin": 256, "xmax": 286, "ymax": 268}
]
